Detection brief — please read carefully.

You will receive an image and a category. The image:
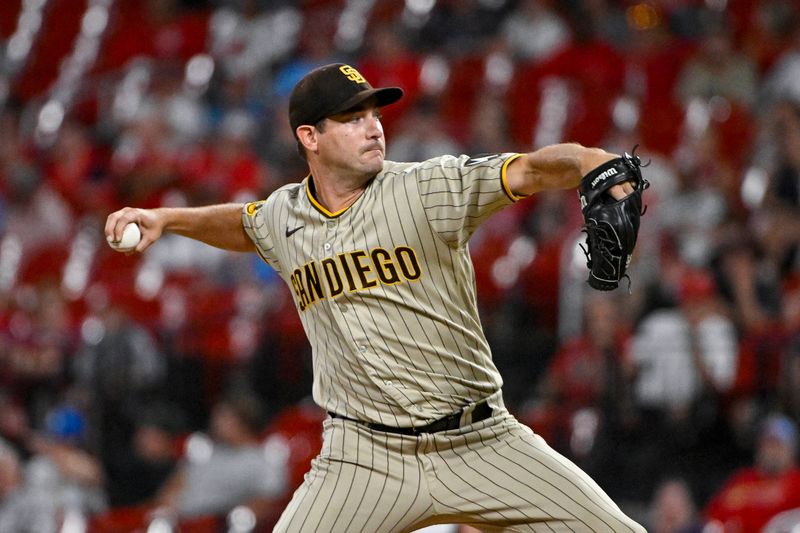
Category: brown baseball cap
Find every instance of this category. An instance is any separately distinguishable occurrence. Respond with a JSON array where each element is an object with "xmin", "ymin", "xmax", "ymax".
[{"xmin": 289, "ymin": 63, "xmax": 403, "ymax": 134}]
